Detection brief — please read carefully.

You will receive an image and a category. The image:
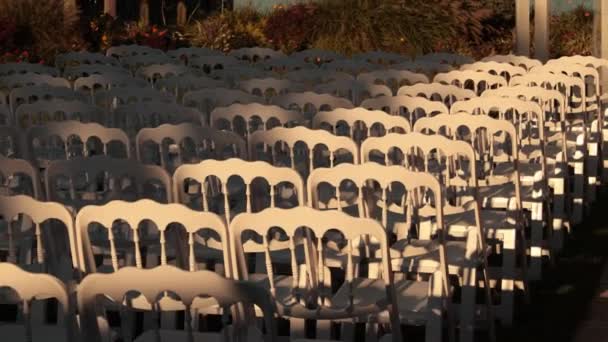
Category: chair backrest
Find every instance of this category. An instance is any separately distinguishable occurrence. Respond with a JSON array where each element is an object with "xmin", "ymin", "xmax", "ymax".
[
  {"xmin": 433, "ymin": 70, "xmax": 507, "ymax": 96},
  {"xmin": 189, "ymin": 55, "xmax": 243, "ymax": 74},
  {"xmin": 353, "ymin": 51, "xmax": 409, "ymax": 65},
  {"xmin": 283, "ymin": 69, "xmax": 354, "ymax": 88},
  {"xmin": 15, "ymin": 99, "xmax": 104, "ymax": 129},
  {"xmin": 136, "ymin": 63, "xmax": 190, "ymax": 84},
  {"xmin": 413, "ymin": 113, "xmax": 523, "ymax": 206},
  {"xmin": 290, "ymin": 49, "xmax": 342, "ymax": 64},
  {"xmin": 136, "ymin": 123, "xmax": 247, "ymax": 173},
  {"xmin": 238, "ymin": 77, "xmax": 305, "ymax": 101},
  {"xmin": 397, "ymin": 82, "xmax": 476, "ymax": 109},
  {"xmin": 321, "ymin": 59, "xmax": 376, "ymax": 76},
  {"xmin": 531, "ymin": 63, "xmax": 600, "ymax": 111},
  {"xmin": 510, "ymin": 71, "xmax": 586, "ymax": 116},
  {"xmin": 94, "ymin": 87, "xmax": 175, "ymax": 112},
  {"xmin": 210, "ymin": 103, "xmax": 304, "ymax": 142},
  {"xmin": 167, "ymin": 47, "xmax": 223, "ymax": 64},
  {"xmin": 271, "ymin": 91, "xmax": 354, "ymax": 118},
  {"xmin": 480, "ymin": 54, "xmax": 542, "ymax": 71},
  {"xmin": 418, "ymin": 52, "xmax": 474, "ymax": 66},
  {"xmin": 173, "ymin": 159, "xmax": 305, "ymax": 223},
  {"xmin": 249, "ymin": 126, "xmax": 359, "ymax": 180},
  {"xmin": 112, "ymin": 102, "xmax": 203, "ymax": 136},
  {"xmin": 106, "ymin": 45, "xmax": 165, "ymax": 58},
  {"xmin": 315, "ymin": 79, "xmax": 392, "ymax": 106},
  {"xmin": 155, "ymin": 74, "xmax": 226, "ymax": 100},
  {"xmin": 259, "ymin": 57, "xmax": 310, "ymax": 73},
  {"xmin": 0, "ymin": 104, "xmax": 10, "ymax": 125},
  {"xmin": 75, "ymin": 199, "xmax": 230, "ymax": 275},
  {"xmin": 0, "ymin": 73, "xmax": 70, "ymax": 93},
  {"xmin": 307, "ymin": 162, "xmax": 445, "ymax": 242},
  {"xmin": 230, "ymin": 206, "xmax": 400, "ymax": 340},
  {"xmin": 182, "ymin": 88, "xmax": 263, "ymax": 124},
  {"xmin": 73, "ymin": 73, "xmax": 149, "ymax": 103},
  {"xmin": 459, "ymin": 61, "xmax": 527, "ymax": 82},
  {"xmin": 9, "ymin": 86, "xmax": 86, "ymax": 116},
  {"xmin": 0, "ymin": 195, "xmax": 78, "ymax": 273},
  {"xmin": 210, "ymin": 66, "xmax": 271, "ymax": 87},
  {"xmin": 482, "ymin": 85, "xmax": 568, "ymax": 128},
  {"xmin": 45, "ymin": 155, "xmax": 172, "ymax": 210},
  {"xmin": 55, "ymin": 51, "xmax": 121, "ymax": 70},
  {"xmin": 121, "ymin": 54, "xmax": 176, "ymax": 75},
  {"xmin": 25, "ymin": 121, "xmax": 131, "ymax": 167},
  {"xmin": 0, "ymin": 63, "xmax": 60, "ymax": 77},
  {"xmin": 547, "ymin": 55, "xmax": 608, "ymax": 91},
  {"xmin": 63, "ymin": 64, "xmax": 129, "ymax": 80},
  {"xmin": 391, "ymin": 61, "xmax": 454, "ymax": 76},
  {"xmin": 78, "ymin": 265, "xmax": 276, "ymax": 342},
  {"xmin": 361, "ymin": 132, "xmax": 477, "ymax": 187},
  {"xmin": 0, "ymin": 263, "xmax": 75, "ymax": 342},
  {"xmin": 360, "ymin": 95, "xmax": 449, "ymax": 124},
  {"xmin": 0, "ymin": 126, "xmax": 26, "ymax": 158},
  {"xmin": 312, "ymin": 107, "xmax": 411, "ymax": 145},
  {"xmin": 0, "ymin": 155, "xmax": 42, "ymax": 199},
  {"xmin": 357, "ymin": 69, "xmax": 430, "ymax": 94},
  {"xmin": 229, "ymin": 47, "xmax": 285, "ymax": 62}
]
